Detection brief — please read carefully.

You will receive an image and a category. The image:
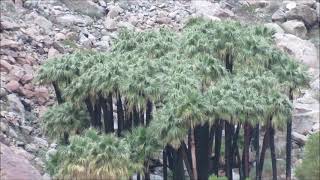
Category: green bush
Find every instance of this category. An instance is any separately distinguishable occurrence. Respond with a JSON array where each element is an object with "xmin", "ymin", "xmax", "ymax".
[
  {"xmin": 209, "ymin": 175, "xmax": 228, "ymax": 180},
  {"xmin": 295, "ymin": 132, "xmax": 320, "ymax": 180}
]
